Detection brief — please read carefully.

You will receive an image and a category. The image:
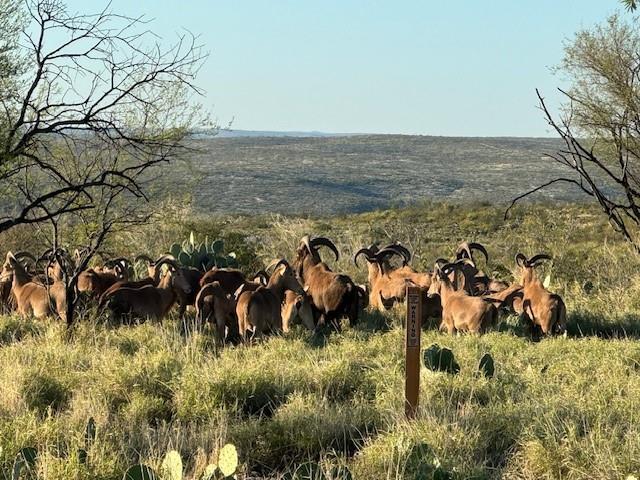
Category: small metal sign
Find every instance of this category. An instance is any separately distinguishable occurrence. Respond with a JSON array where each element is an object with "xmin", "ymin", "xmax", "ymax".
[{"xmin": 405, "ymin": 285, "xmax": 422, "ymax": 419}]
